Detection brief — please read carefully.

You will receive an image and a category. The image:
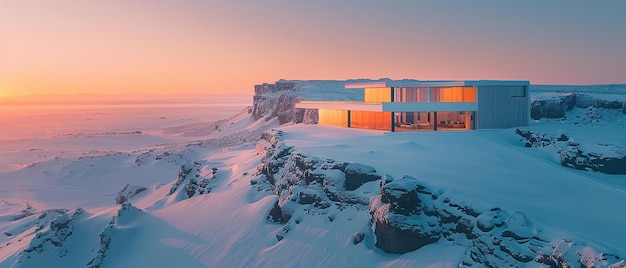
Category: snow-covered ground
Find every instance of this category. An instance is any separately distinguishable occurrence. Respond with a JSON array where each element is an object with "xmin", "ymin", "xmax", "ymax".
[{"xmin": 1, "ymin": 82, "xmax": 625, "ymax": 267}]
